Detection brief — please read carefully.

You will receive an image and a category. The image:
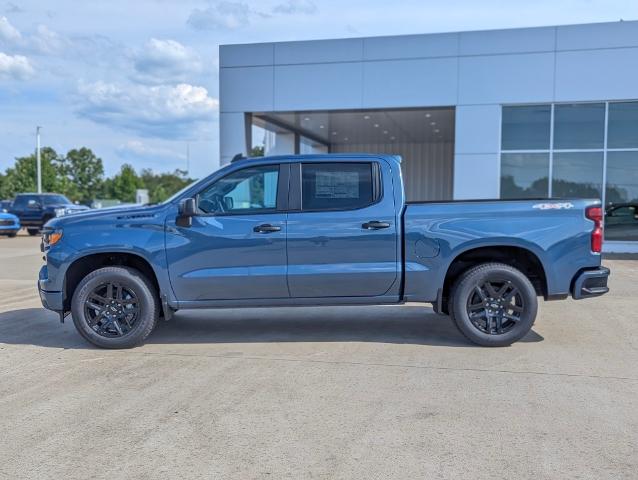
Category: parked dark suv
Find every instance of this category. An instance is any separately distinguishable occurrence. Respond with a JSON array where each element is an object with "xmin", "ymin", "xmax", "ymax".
[{"xmin": 10, "ymin": 193, "xmax": 89, "ymax": 235}]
